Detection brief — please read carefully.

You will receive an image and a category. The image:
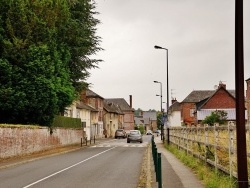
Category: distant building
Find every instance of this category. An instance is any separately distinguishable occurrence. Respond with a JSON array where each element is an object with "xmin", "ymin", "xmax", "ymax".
[
  {"xmin": 135, "ymin": 111, "xmax": 157, "ymax": 131},
  {"xmin": 104, "ymin": 95, "xmax": 134, "ymax": 131},
  {"xmin": 168, "ymin": 99, "xmax": 181, "ymax": 127},
  {"xmin": 80, "ymin": 89, "xmax": 104, "ymax": 138},
  {"xmin": 180, "ymin": 82, "xmax": 247, "ymax": 126},
  {"xmin": 103, "ymin": 100, "xmax": 124, "ymax": 138}
]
